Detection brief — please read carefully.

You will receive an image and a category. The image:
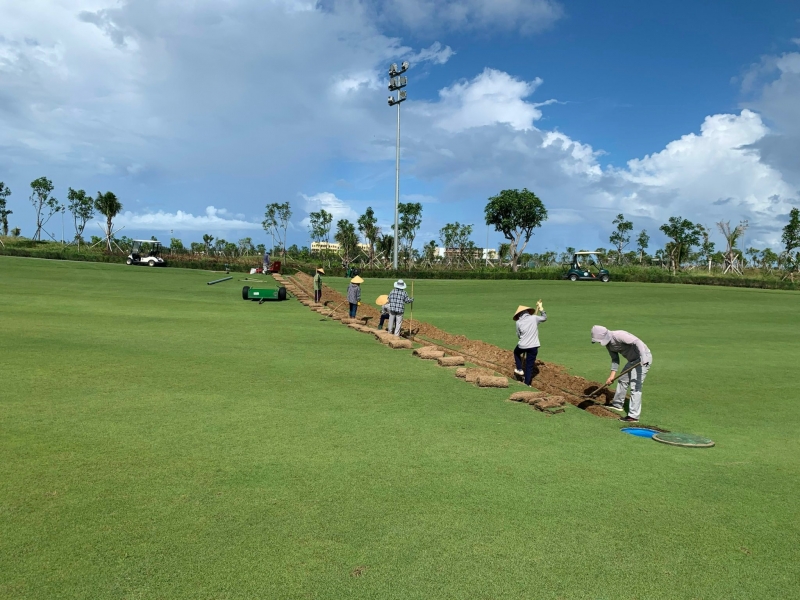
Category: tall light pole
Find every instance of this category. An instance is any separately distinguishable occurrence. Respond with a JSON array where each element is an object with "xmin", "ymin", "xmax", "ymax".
[{"xmin": 388, "ymin": 61, "xmax": 409, "ymax": 270}]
